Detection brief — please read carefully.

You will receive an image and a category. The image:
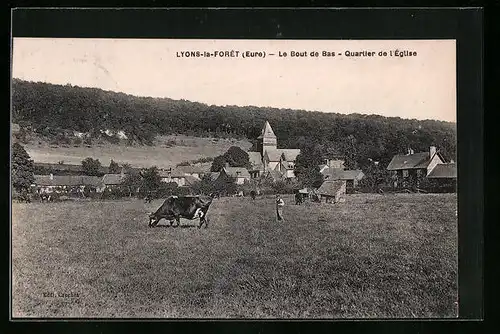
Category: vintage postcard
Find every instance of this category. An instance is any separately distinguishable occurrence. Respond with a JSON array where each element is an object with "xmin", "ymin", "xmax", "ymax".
[{"xmin": 11, "ymin": 37, "xmax": 458, "ymax": 319}]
